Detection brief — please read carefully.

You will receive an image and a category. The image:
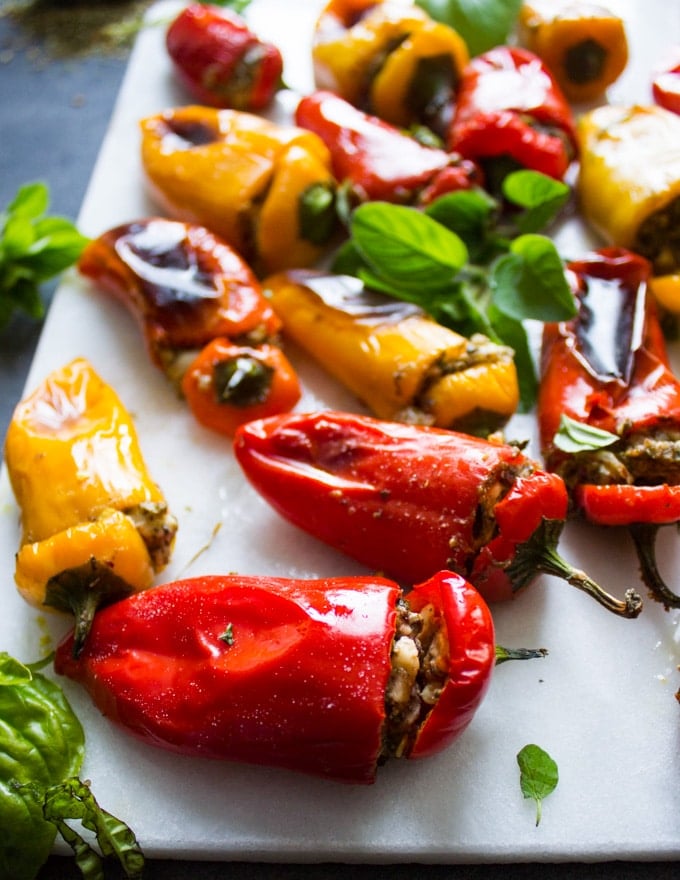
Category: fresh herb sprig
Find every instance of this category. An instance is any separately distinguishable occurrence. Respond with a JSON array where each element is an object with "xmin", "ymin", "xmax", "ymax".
[
  {"xmin": 416, "ymin": 0, "xmax": 523, "ymax": 56},
  {"xmin": 0, "ymin": 182, "xmax": 89, "ymax": 330},
  {"xmin": 517, "ymin": 743, "xmax": 559, "ymax": 826},
  {"xmin": 332, "ymin": 170, "xmax": 575, "ymax": 411}
]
